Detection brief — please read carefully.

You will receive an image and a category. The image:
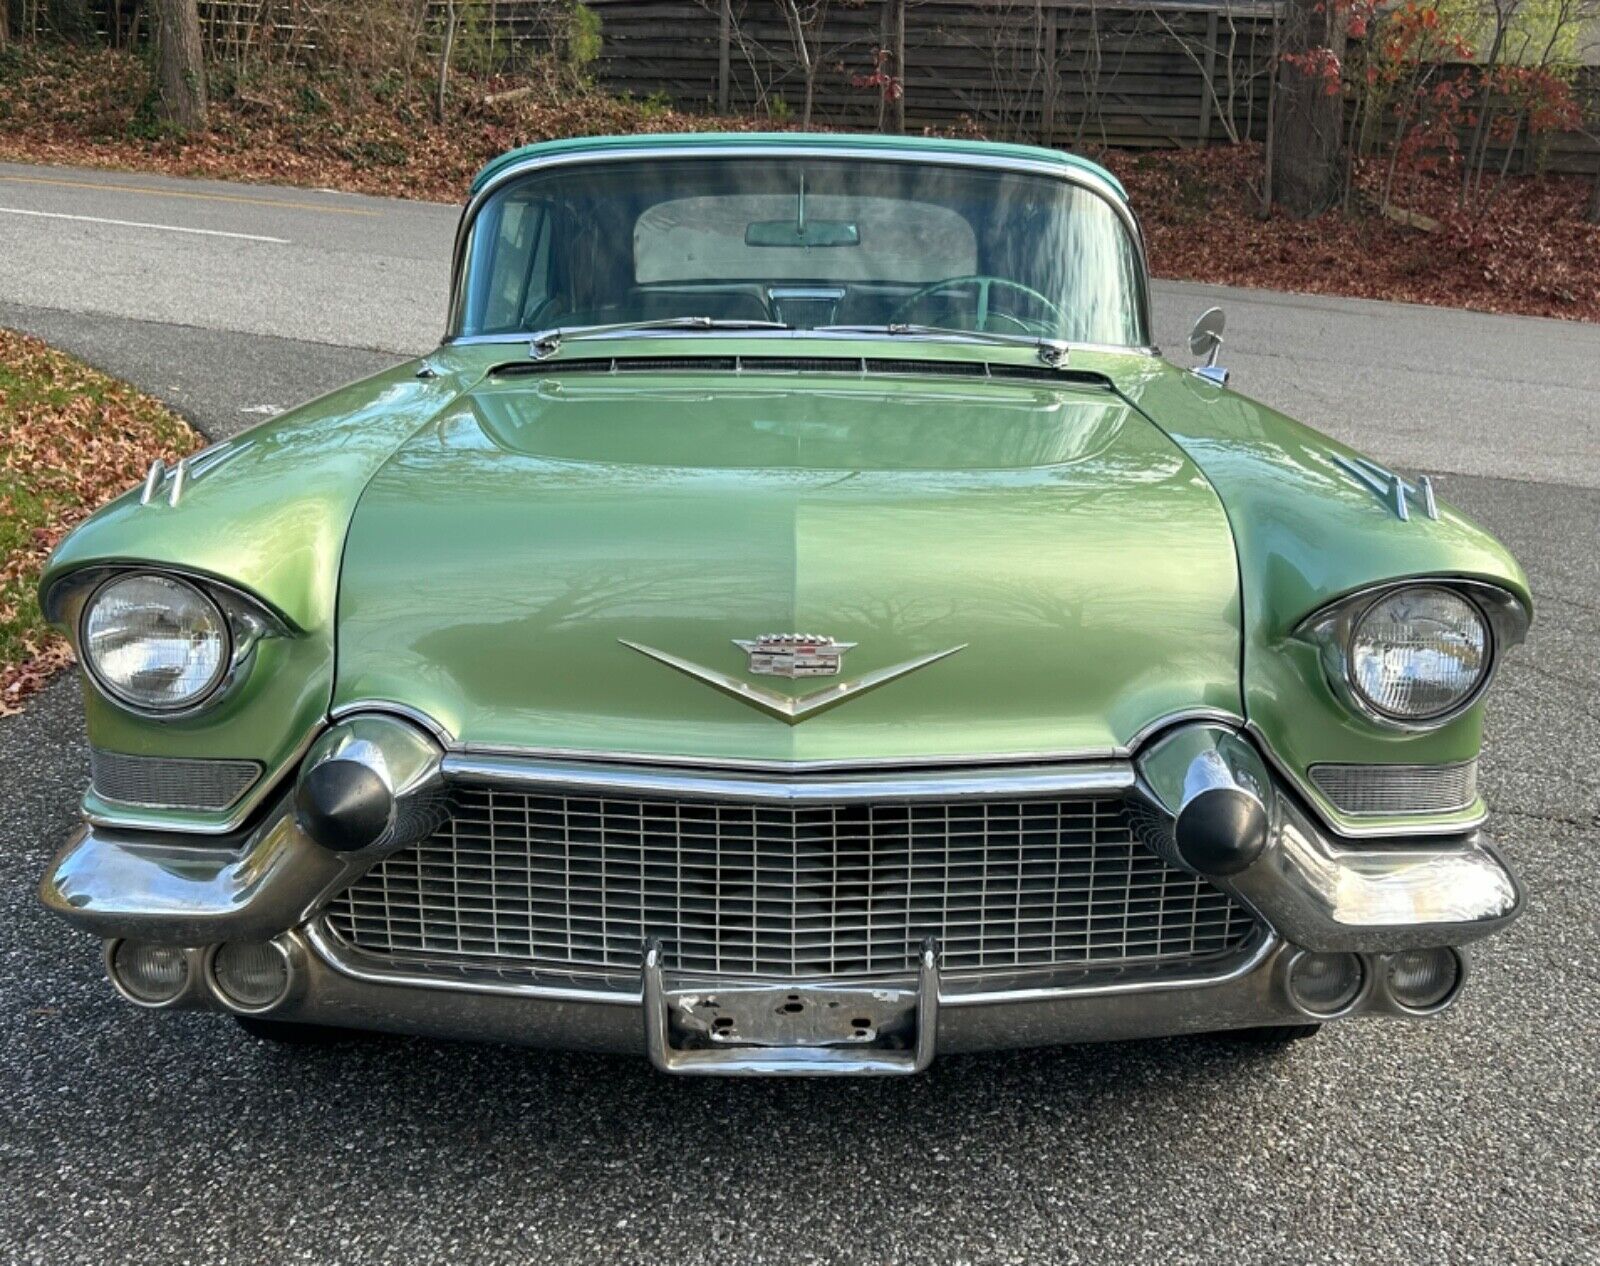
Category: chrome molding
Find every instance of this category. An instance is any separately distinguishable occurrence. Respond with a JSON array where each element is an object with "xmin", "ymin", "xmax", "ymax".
[
  {"xmin": 307, "ymin": 920, "xmax": 643, "ymax": 1005},
  {"xmin": 306, "ymin": 918, "xmax": 1271, "ymax": 1012},
  {"xmin": 1245, "ymin": 721, "xmax": 1487, "ymax": 839},
  {"xmin": 438, "ymin": 752, "xmax": 1135, "ymax": 805},
  {"xmin": 1333, "ymin": 454, "xmax": 1438, "ymax": 522},
  {"xmin": 445, "ymin": 143, "xmax": 1156, "ymax": 353},
  {"xmin": 331, "ymin": 701, "xmax": 1247, "ymax": 770}
]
